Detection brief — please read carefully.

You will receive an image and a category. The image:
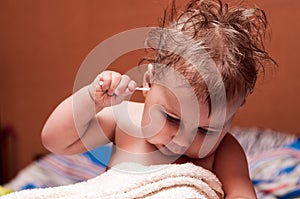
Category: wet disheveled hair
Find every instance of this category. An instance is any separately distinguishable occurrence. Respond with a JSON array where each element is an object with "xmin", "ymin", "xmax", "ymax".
[{"xmin": 143, "ymin": 0, "xmax": 275, "ymax": 106}]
